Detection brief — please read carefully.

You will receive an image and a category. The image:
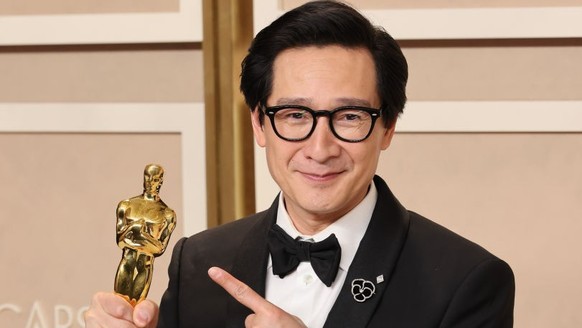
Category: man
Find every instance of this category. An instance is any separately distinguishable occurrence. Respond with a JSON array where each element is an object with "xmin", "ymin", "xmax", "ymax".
[
  {"xmin": 114, "ymin": 164, "xmax": 177, "ymax": 306},
  {"xmin": 85, "ymin": 1, "xmax": 515, "ymax": 327}
]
